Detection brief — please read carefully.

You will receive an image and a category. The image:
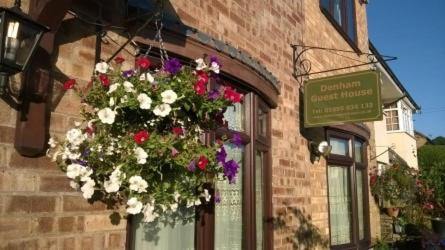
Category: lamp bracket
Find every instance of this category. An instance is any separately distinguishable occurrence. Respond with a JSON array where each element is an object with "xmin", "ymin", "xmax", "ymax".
[{"xmin": 291, "ymin": 44, "xmax": 397, "ymax": 86}]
